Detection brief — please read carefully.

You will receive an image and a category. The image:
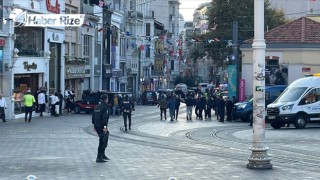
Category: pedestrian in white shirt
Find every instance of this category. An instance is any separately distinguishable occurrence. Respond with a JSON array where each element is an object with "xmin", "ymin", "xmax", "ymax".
[
  {"xmin": 50, "ymin": 92, "xmax": 59, "ymax": 117},
  {"xmin": 38, "ymin": 90, "xmax": 46, "ymax": 117},
  {"xmin": 0, "ymin": 94, "xmax": 7, "ymax": 122}
]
